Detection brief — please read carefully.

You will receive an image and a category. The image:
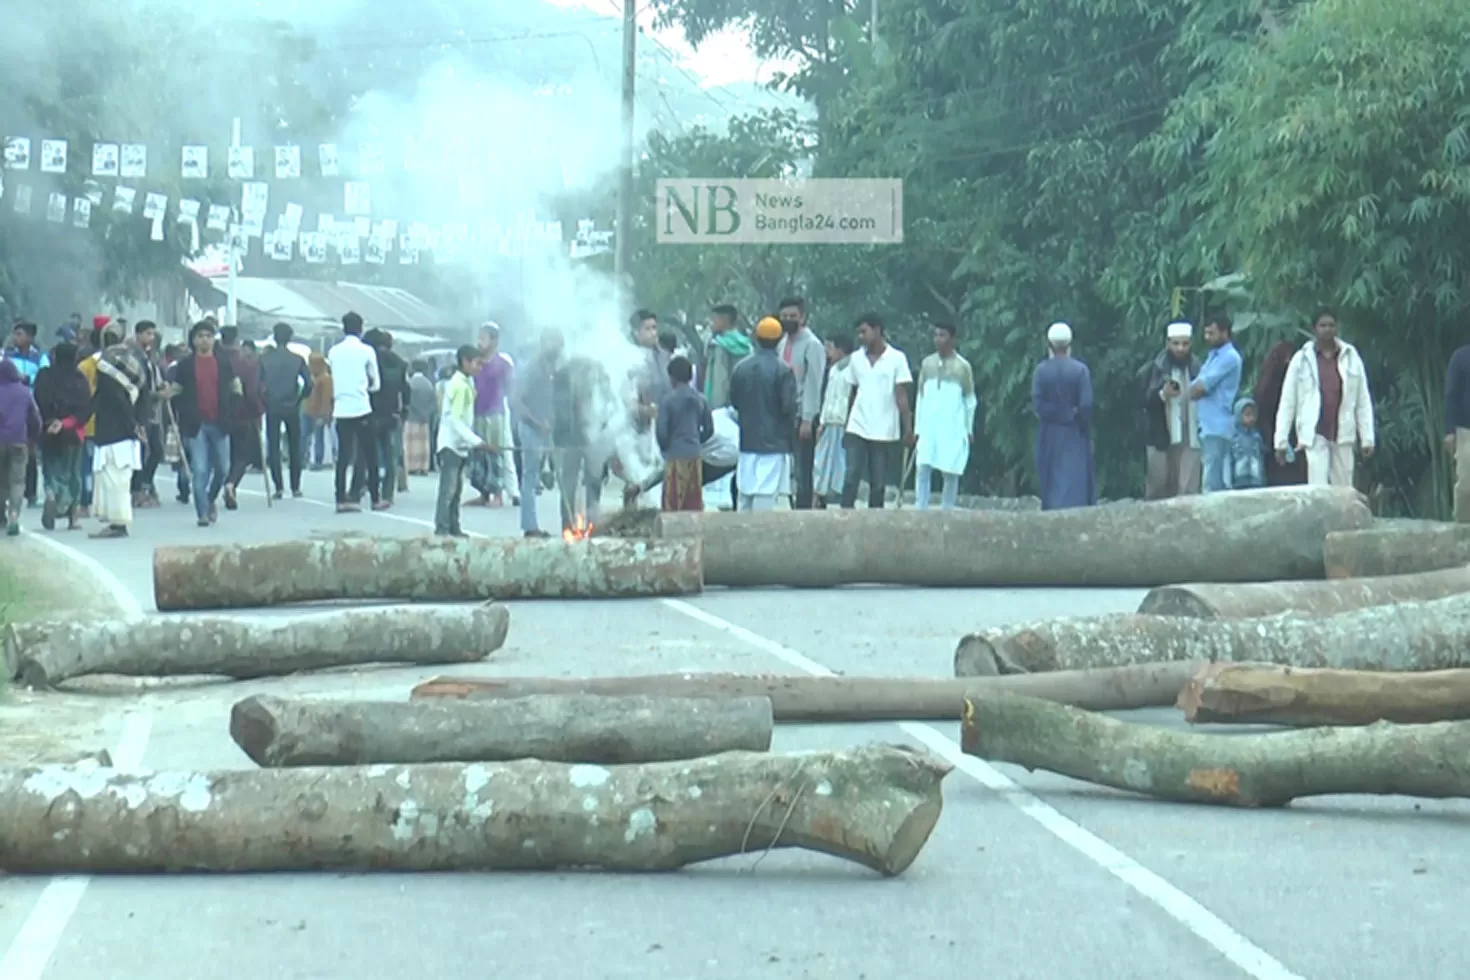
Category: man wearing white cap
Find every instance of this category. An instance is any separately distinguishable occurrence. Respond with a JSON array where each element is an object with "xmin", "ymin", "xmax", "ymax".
[
  {"xmin": 1139, "ymin": 321, "xmax": 1201, "ymax": 498},
  {"xmin": 1032, "ymin": 322, "xmax": 1096, "ymax": 510}
]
